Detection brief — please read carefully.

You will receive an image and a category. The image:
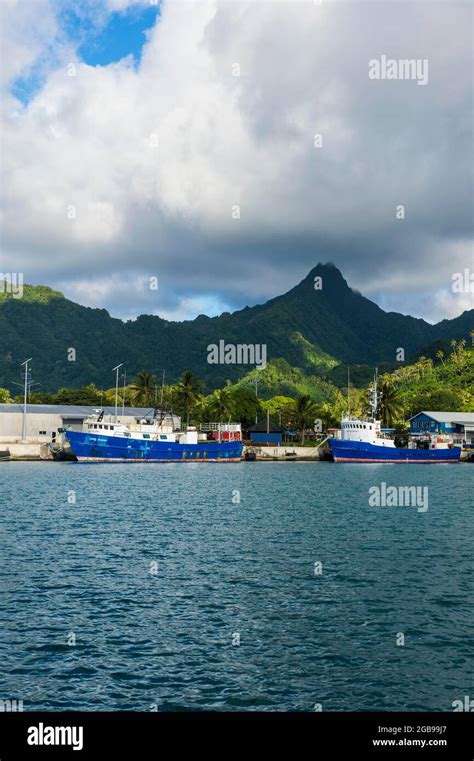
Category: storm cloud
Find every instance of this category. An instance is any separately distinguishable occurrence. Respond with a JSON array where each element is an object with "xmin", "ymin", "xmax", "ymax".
[{"xmin": 1, "ymin": 0, "xmax": 472, "ymax": 322}]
